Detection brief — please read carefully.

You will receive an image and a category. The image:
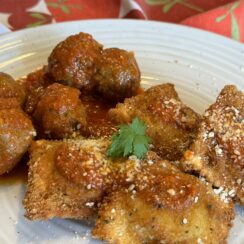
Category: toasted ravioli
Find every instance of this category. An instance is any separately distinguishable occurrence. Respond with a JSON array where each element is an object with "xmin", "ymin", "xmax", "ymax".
[
  {"xmin": 23, "ymin": 138, "xmax": 142, "ymax": 220},
  {"xmin": 92, "ymin": 160, "xmax": 234, "ymax": 244},
  {"xmin": 108, "ymin": 84, "xmax": 201, "ymax": 160},
  {"xmin": 181, "ymin": 85, "xmax": 244, "ymax": 204},
  {"xmin": 23, "ymin": 139, "xmax": 107, "ymax": 220}
]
